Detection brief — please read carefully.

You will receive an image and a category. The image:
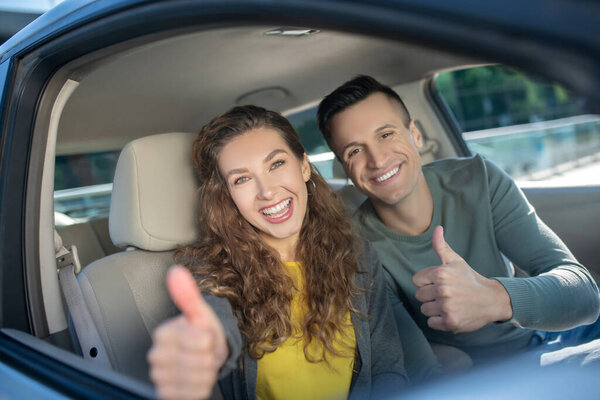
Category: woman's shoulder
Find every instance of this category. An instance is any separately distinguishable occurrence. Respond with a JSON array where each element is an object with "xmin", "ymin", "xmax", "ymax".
[{"xmin": 355, "ymin": 240, "xmax": 382, "ymax": 285}]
